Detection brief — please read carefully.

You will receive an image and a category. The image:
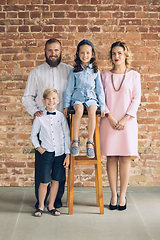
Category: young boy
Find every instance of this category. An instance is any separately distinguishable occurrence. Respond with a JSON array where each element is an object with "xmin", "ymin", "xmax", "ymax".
[{"xmin": 30, "ymin": 88, "xmax": 70, "ymax": 217}]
